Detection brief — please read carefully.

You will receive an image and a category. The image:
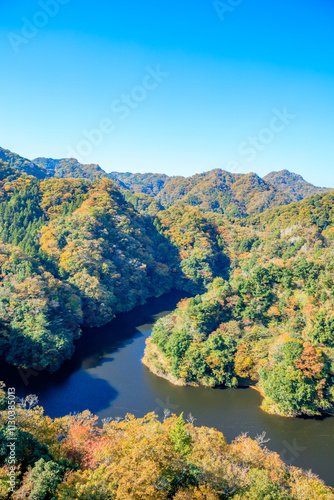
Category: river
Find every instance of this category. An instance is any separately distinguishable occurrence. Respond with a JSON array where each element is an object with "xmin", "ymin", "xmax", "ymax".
[{"xmin": 0, "ymin": 291, "xmax": 333, "ymax": 486}]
